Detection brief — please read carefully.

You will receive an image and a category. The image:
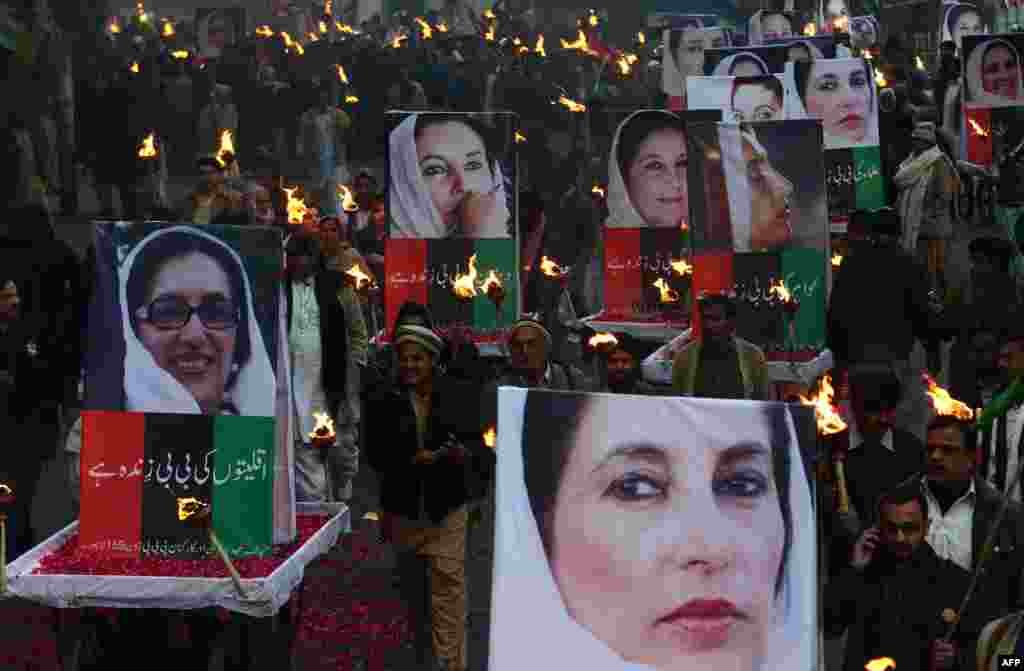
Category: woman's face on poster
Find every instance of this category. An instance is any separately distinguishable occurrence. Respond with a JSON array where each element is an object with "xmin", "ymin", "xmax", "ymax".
[
  {"xmin": 745, "ymin": 141, "xmax": 793, "ymax": 251},
  {"xmin": 625, "ymin": 126, "xmax": 688, "ymax": 229},
  {"xmin": 136, "ymin": 252, "xmax": 238, "ymax": 414},
  {"xmin": 982, "ymin": 44, "xmax": 1021, "ymax": 99},
  {"xmin": 678, "ymin": 29, "xmax": 708, "ymax": 76},
  {"xmin": 804, "ymin": 60, "xmax": 872, "ymax": 144},
  {"xmin": 416, "ymin": 121, "xmax": 493, "ymax": 225},
  {"xmin": 547, "ymin": 396, "xmax": 785, "ymax": 670},
  {"xmin": 954, "ymin": 10, "xmax": 983, "ymax": 51},
  {"xmin": 761, "ymin": 14, "xmax": 793, "ymax": 41},
  {"xmin": 733, "ymin": 83, "xmax": 783, "ymax": 123}
]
